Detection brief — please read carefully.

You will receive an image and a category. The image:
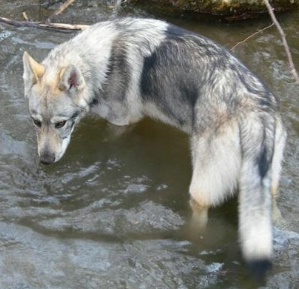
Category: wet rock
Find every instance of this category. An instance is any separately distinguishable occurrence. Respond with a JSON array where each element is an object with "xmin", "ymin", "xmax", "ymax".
[
  {"xmin": 270, "ymin": 228, "xmax": 299, "ymax": 286},
  {"xmin": 129, "ymin": 0, "xmax": 299, "ymax": 19}
]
